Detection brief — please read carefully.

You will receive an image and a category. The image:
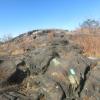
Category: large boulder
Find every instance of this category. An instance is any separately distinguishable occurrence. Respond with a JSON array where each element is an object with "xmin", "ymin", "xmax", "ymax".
[
  {"xmin": 0, "ymin": 30, "xmax": 99, "ymax": 100},
  {"xmin": 81, "ymin": 65, "xmax": 100, "ymax": 100}
]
